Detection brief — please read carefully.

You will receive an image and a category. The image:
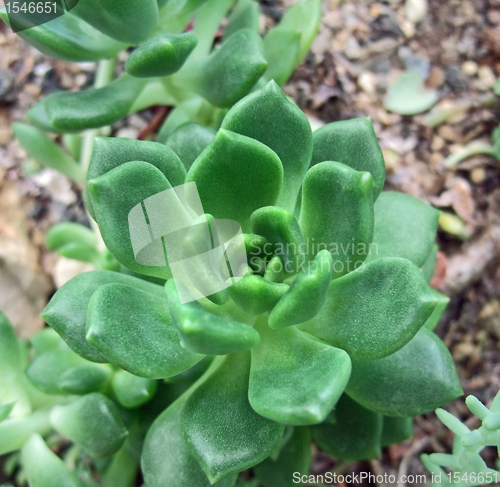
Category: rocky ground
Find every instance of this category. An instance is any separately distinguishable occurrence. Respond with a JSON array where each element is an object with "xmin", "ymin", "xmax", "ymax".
[{"xmin": 1, "ymin": 0, "xmax": 500, "ymax": 485}]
